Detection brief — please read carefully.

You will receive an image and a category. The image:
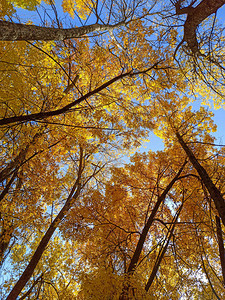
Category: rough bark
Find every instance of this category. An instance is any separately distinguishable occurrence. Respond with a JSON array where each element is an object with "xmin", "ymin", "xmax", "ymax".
[
  {"xmin": 176, "ymin": 131, "xmax": 225, "ymax": 227},
  {"xmin": 175, "ymin": 0, "xmax": 225, "ymax": 54},
  {"xmin": 119, "ymin": 161, "xmax": 187, "ymax": 300},
  {"xmin": 215, "ymin": 215, "xmax": 225, "ymax": 286},
  {"xmin": 6, "ymin": 149, "xmax": 83, "ymax": 300},
  {"xmin": 0, "ymin": 21, "xmax": 124, "ymax": 41}
]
